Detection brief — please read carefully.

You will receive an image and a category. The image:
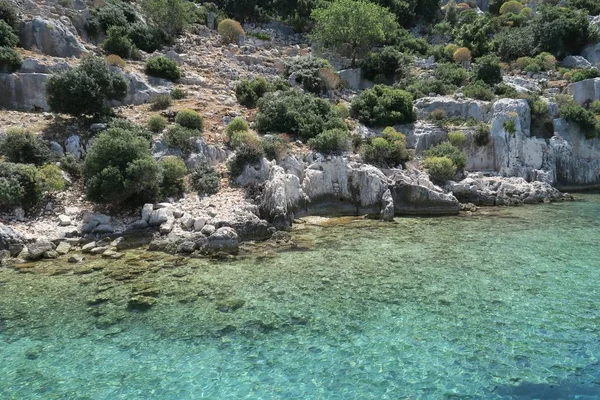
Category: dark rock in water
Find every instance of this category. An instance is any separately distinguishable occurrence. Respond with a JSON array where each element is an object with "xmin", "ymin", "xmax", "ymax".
[
  {"xmin": 216, "ymin": 297, "xmax": 245, "ymax": 312},
  {"xmin": 495, "ymin": 381, "xmax": 600, "ymax": 399},
  {"xmin": 0, "ymin": 223, "xmax": 24, "ymax": 255},
  {"xmin": 127, "ymin": 296, "xmax": 157, "ymax": 311}
]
